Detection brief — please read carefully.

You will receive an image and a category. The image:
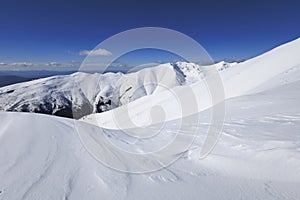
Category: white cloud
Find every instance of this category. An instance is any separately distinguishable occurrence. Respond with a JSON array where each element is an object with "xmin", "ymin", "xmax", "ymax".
[
  {"xmin": 0, "ymin": 61, "xmax": 81, "ymax": 71},
  {"xmin": 79, "ymin": 48, "xmax": 112, "ymax": 56},
  {"xmin": 11, "ymin": 62, "xmax": 34, "ymax": 67},
  {"xmin": 46, "ymin": 62, "xmax": 62, "ymax": 67}
]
